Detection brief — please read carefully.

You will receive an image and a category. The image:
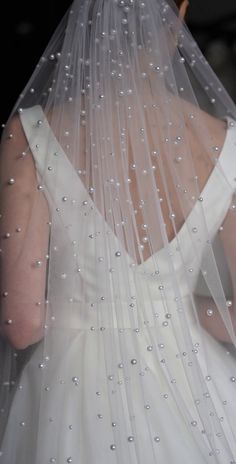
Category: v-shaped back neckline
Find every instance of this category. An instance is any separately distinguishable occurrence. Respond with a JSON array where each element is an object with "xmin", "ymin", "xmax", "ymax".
[{"xmin": 21, "ymin": 105, "xmax": 233, "ymax": 268}]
